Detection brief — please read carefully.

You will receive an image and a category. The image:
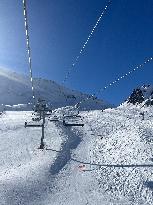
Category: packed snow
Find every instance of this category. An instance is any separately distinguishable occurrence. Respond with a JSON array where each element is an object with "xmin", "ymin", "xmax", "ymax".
[{"xmin": 0, "ymin": 102, "xmax": 153, "ymax": 204}]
